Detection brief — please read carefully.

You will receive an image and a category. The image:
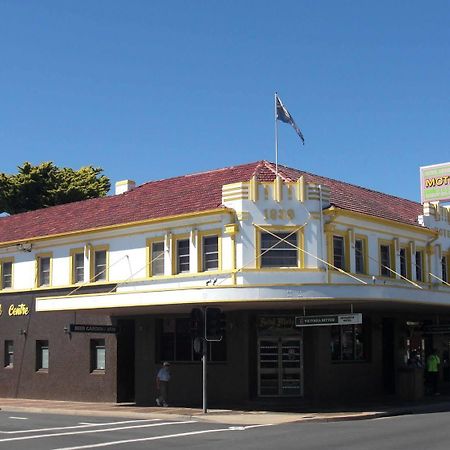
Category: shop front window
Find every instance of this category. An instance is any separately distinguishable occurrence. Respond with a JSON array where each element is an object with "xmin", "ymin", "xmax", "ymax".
[
  {"xmin": 157, "ymin": 318, "xmax": 226, "ymax": 362},
  {"xmin": 331, "ymin": 324, "xmax": 367, "ymax": 362}
]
